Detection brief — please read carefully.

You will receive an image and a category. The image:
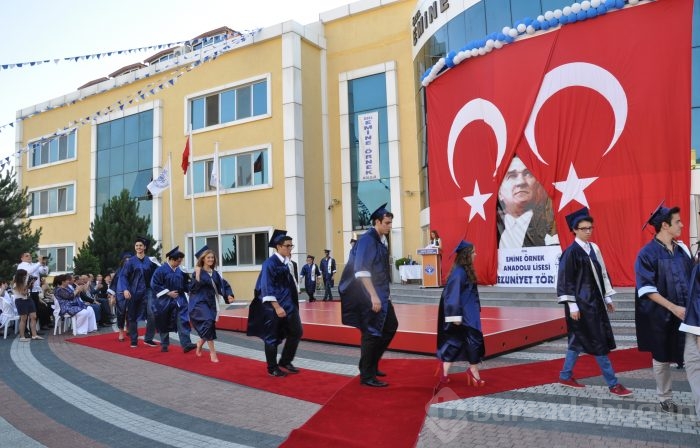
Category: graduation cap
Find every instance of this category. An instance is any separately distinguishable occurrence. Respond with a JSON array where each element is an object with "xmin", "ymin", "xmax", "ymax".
[
  {"xmin": 166, "ymin": 246, "xmax": 184, "ymax": 260},
  {"xmin": 642, "ymin": 200, "xmax": 669, "ymax": 231},
  {"xmin": 565, "ymin": 207, "xmax": 591, "ymax": 231},
  {"xmin": 324, "ymin": 249, "xmax": 331, "ymax": 254},
  {"xmin": 453, "ymin": 240, "xmax": 473, "ymax": 254},
  {"xmin": 135, "ymin": 235, "xmax": 150, "ymax": 248},
  {"xmin": 120, "ymin": 251, "xmax": 134, "ymax": 260},
  {"xmin": 194, "ymin": 245, "xmax": 209, "ymax": 259},
  {"xmin": 268, "ymin": 229, "xmax": 288, "ymax": 248},
  {"xmin": 370, "ymin": 203, "xmax": 390, "ymax": 222}
]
